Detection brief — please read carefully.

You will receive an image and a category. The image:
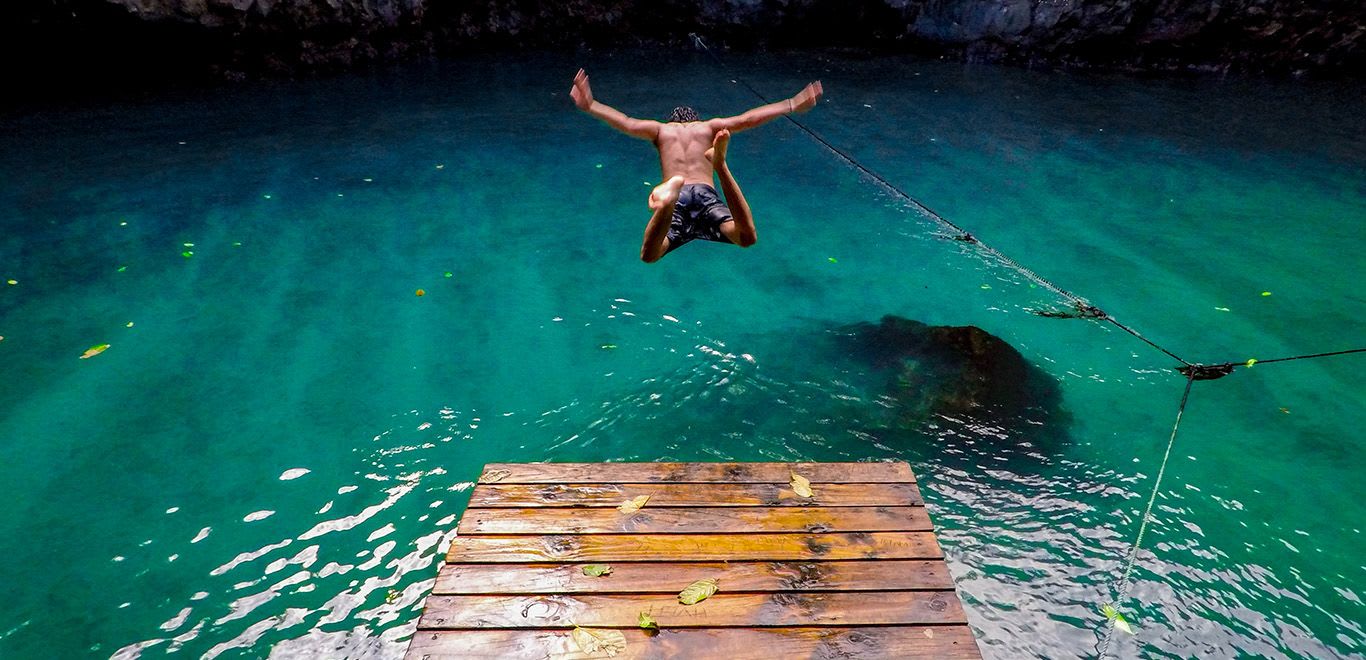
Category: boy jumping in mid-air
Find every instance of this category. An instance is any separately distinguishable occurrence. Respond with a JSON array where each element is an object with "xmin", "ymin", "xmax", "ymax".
[{"xmin": 571, "ymin": 68, "xmax": 823, "ymax": 262}]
